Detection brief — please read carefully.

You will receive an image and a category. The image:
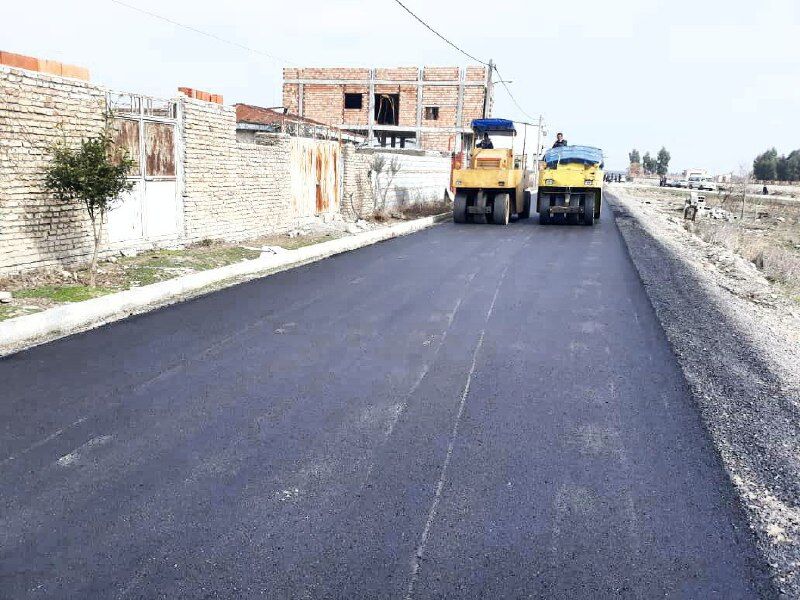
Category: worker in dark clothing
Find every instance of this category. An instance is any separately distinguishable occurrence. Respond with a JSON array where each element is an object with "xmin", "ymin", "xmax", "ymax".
[
  {"xmin": 552, "ymin": 132, "xmax": 568, "ymax": 148},
  {"xmin": 477, "ymin": 133, "xmax": 493, "ymax": 149}
]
